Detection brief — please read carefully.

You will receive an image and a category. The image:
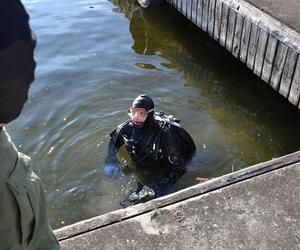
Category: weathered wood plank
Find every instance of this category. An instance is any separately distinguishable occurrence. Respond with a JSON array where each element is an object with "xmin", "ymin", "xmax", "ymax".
[
  {"xmin": 191, "ymin": 0, "xmax": 198, "ymax": 24},
  {"xmin": 213, "ymin": 0, "xmax": 222, "ymax": 41},
  {"xmin": 247, "ymin": 24, "xmax": 260, "ymax": 70},
  {"xmin": 253, "ymin": 30, "xmax": 268, "ymax": 77},
  {"xmin": 182, "ymin": 0, "xmax": 187, "ymax": 16},
  {"xmin": 279, "ymin": 48, "xmax": 298, "ymax": 98},
  {"xmin": 176, "ymin": 0, "xmax": 182, "ymax": 11},
  {"xmin": 239, "ymin": 18, "xmax": 252, "ymax": 64},
  {"xmin": 219, "ymin": 3, "xmax": 229, "ymax": 47},
  {"xmin": 270, "ymin": 42, "xmax": 288, "ymax": 90},
  {"xmin": 186, "ymin": 0, "xmax": 193, "ymax": 20},
  {"xmin": 196, "ymin": 0, "xmax": 203, "ymax": 28},
  {"xmin": 226, "ymin": 8, "xmax": 236, "ymax": 53},
  {"xmin": 208, "ymin": 0, "xmax": 216, "ymax": 37},
  {"xmin": 232, "ymin": 13, "xmax": 244, "ymax": 58},
  {"xmin": 261, "ymin": 36, "xmax": 278, "ymax": 83},
  {"xmin": 288, "ymin": 57, "xmax": 300, "ymax": 106},
  {"xmin": 201, "ymin": 0, "xmax": 209, "ymax": 32}
]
